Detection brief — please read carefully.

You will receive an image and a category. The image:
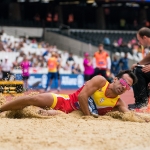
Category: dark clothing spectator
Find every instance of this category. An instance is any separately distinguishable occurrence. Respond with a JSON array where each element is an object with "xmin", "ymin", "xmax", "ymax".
[
  {"xmin": 111, "ymin": 59, "xmax": 119, "ymax": 76},
  {"xmin": 118, "ymin": 53, "xmax": 129, "ymax": 70},
  {"xmin": 131, "ymin": 66, "xmax": 150, "ymax": 108},
  {"xmin": 66, "ymin": 53, "xmax": 74, "ymax": 63}
]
